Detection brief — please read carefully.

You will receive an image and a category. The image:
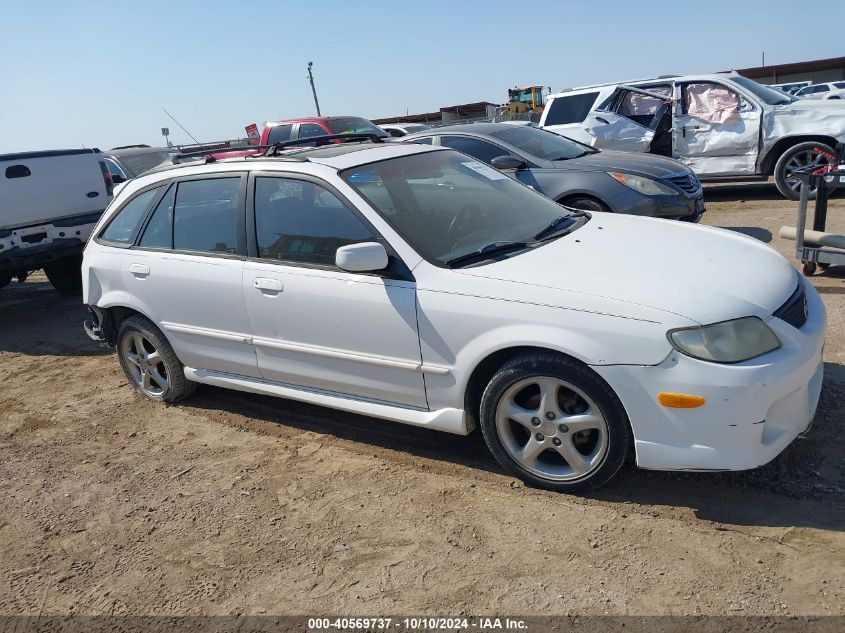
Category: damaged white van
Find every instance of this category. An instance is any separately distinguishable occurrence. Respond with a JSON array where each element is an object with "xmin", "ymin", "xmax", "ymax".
[{"xmin": 539, "ymin": 73, "xmax": 845, "ymax": 200}]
